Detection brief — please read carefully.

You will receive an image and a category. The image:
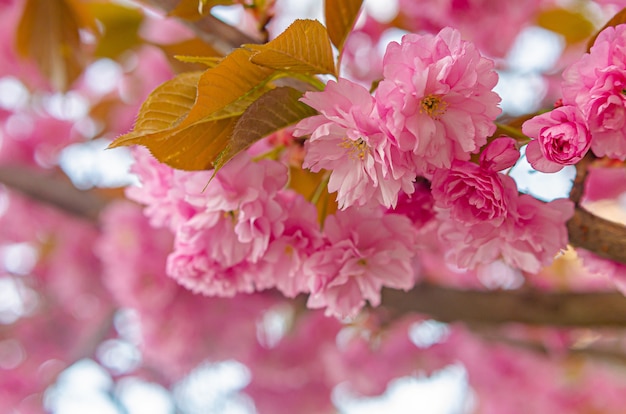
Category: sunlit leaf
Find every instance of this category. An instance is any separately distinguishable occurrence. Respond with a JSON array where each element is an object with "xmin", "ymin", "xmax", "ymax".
[
  {"xmin": 289, "ymin": 167, "xmax": 337, "ymax": 225},
  {"xmin": 325, "ymin": 0, "xmax": 363, "ymax": 53},
  {"xmin": 246, "ymin": 19, "xmax": 336, "ymax": 75},
  {"xmin": 537, "ymin": 8, "xmax": 594, "ymax": 44},
  {"xmin": 178, "ymin": 48, "xmax": 277, "ymax": 127},
  {"xmin": 109, "ymin": 71, "xmax": 235, "ymax": 170},
  {"xmin": 159, "ymin": 39, "xmax": 223, "ymax": 72},
  {"xmin": 121, "ymin": 71, "xmax": 202, "ymax": 137},
  {"xmin": 89, "ymin": 2, "xmax": 144, "ymax": 59},
  {"xmin": 174, "ymin": 56, "xmax": 223, "ymax": 67},
  {"xmin": 587, "ymin": 7, "xmax": 626, "ymax": 51},
  {"xmin": 15, "ymin": 0, "xmax": 96, "ymax": 91},
  {"xmin": 216, "ymin": 86, "xmax": 318, "ymax": 169}
]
